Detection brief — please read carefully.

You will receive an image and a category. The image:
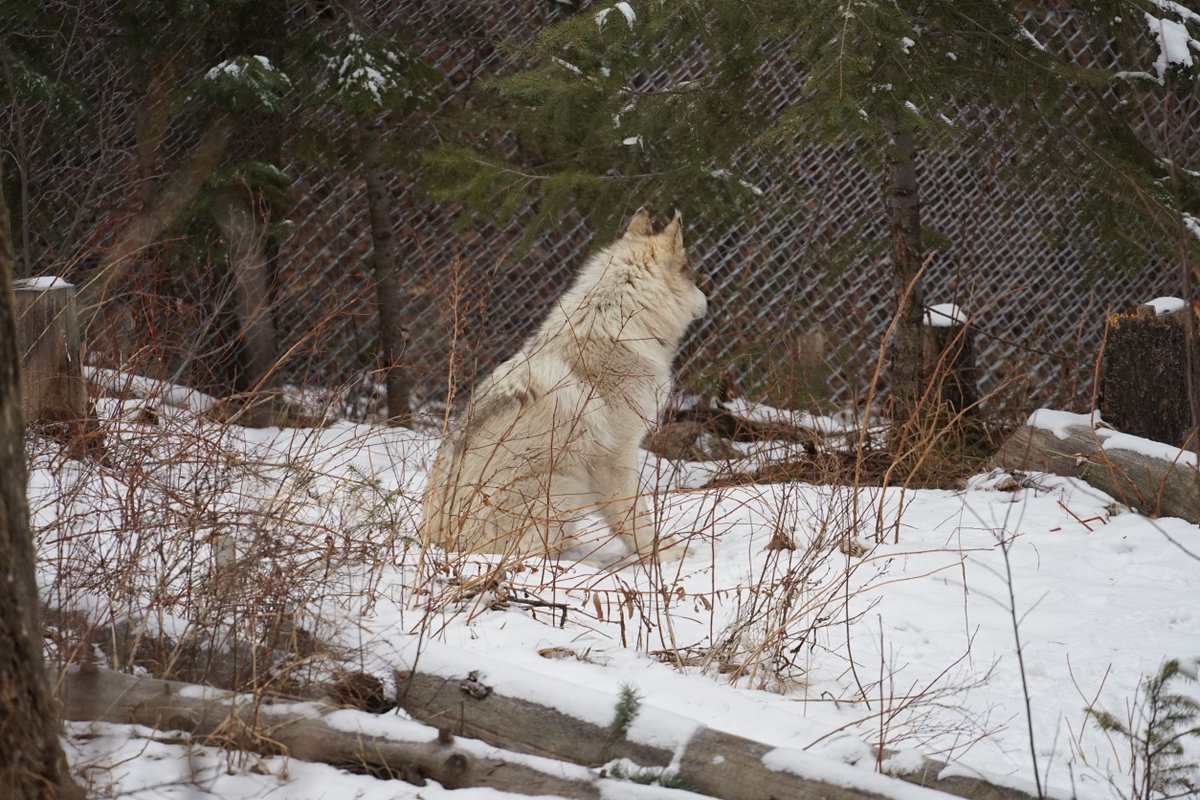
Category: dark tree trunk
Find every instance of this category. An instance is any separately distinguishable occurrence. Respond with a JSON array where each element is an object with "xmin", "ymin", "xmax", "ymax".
[
  {"xmin": 884, "ymin": 116, "xmax": 927, "ymax": 437},
  {"xmin": 0, "ymin": 159, "xmax": 78, "ymax": 799},
  {"xmin": 362, "ymin": 117, "xmax": 412, "ymax": 425},
  {"xmin": 213, "ymin": 190, "xmax": 277, "ymax": 427}
]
